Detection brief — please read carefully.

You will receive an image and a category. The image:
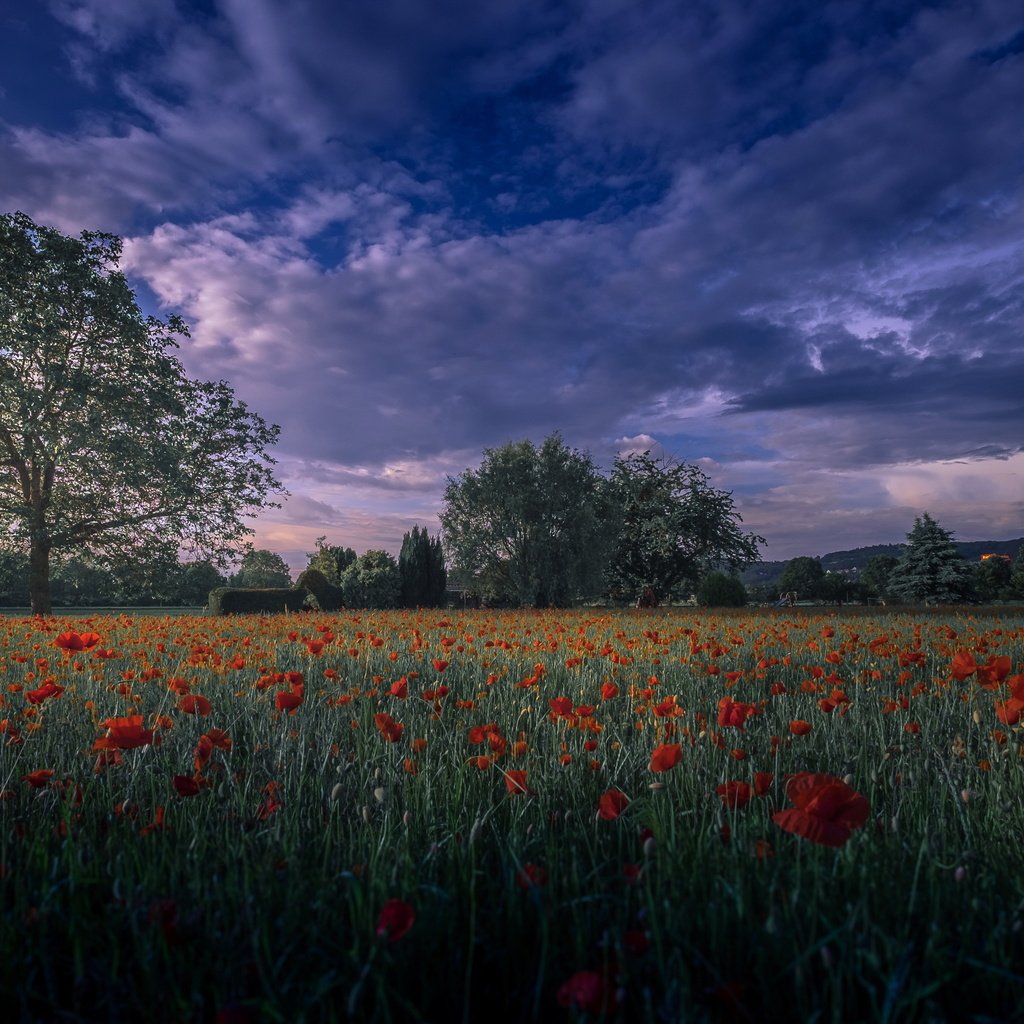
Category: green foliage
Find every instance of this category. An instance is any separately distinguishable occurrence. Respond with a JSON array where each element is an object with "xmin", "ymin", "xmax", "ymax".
[
  {"xmin": 1011, "ymin": 547, "xmax": 1024, "ymax": 599},
  {"xmin": 441, "ymin": 433, "xmax": 610, "ymax": 607},
  {"xmin": 176, "ymin": 560, "xmax": 229, "ymax": 606},
  {"xmin": 0, "ymin": 549, "xmax": 29, "ymax": 605},
  {"xmin": 294, "ymin": 566, "xmax": 345, "ymax": 611},
  {"xmin": 207, "ymin": 586, "xmax": 308, "ymax": 615},
  {"xmin": 973, "ymin": 555, "xmax": 1013, "ymax": 602},
  {"xmin": 340, "ymin": 549, "xmax": 401, "ymax": 609},
  {"xmin": 860, "ymin": 554, "xmax": 899, "ymax": 601},
  {"xmin": 399, "ymin": 525, "xmax": 447, "ymax": 607},
  {"xmin": 888, "ymin": 512, "xmax": 974, "ymax": 604},
  {"xmin": 0, "ymin": 212, "xmax": 283, "ymax": 615},
  {"xmin": 604, "ymin": 452, "xmax": 763, "ymax": 606},
  {"xmin": 776, "ymin": 556, "xmax": 826, "ymax": 599},
  {"xmin": 305, "ymin": 536, "xmax": 357, "ymax": 586},
  {"xmin": 230, "ymin": 548, "xmax": 293, "ymax": 588},
  {"xmin": 695, "ymin": 571, "xmax": 747, "ymax": 607}
]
